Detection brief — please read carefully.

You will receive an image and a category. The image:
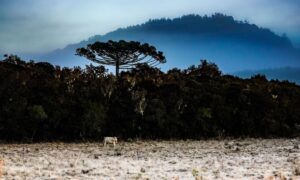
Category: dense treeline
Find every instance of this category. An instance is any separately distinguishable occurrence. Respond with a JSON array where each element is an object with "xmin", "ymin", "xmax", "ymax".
[{"xmin": 0, "ymin": 55, "xmax": 300, "ymax": 141}]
